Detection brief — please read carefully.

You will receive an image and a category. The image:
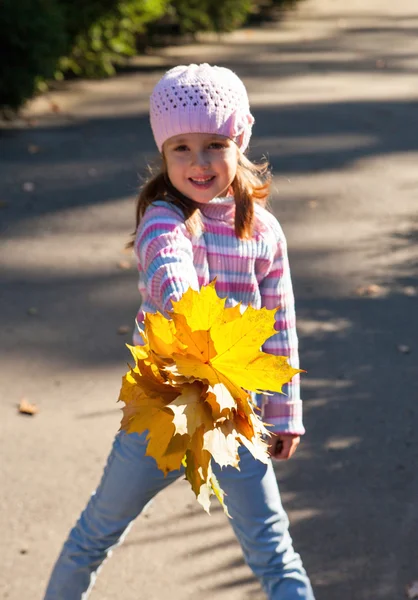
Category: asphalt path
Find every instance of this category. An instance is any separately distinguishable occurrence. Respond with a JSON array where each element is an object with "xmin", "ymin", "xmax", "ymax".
[{"xmin": 1, "ymin": 1, "xmax": 418, "ymax": 598}]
